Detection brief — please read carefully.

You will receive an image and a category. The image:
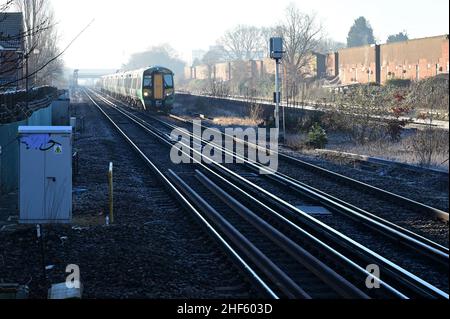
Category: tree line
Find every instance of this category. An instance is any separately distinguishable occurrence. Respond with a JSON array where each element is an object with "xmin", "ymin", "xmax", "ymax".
[
  {"xmin": 176, "ymin": 4, "xmax": 410, "ymax": 98},
  {"xmin": 193, "ymin": 6, "xmax": 409, "ymax": 71},
  {"xmin": 117, "ymin": 4, "xmax": 410, "ymax": 91}
]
